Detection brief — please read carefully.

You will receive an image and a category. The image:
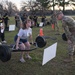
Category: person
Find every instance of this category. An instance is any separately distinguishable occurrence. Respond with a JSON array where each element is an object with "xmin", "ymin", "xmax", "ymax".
[
  {"xmin": 50, "ymin": 11, "xmax": 60, "ymax": 34},
  {"xmin": 29, "ymin": 15, "xmax": 35, "ymax": 28},
  {"xmin": 21, "ymin": 13, "xmax": 27, "ymax": 22},
  {"xmin": 14, "ymin": 19, "xmax": 33, "ymax": 63},
  {"xmin": 15, "ymin": 13, "xmax": 22, "ymax": 30},
  {"xmin": 41, "ymin": 15, "xmax": 46, "ymax": 26},
  {"xmin": 0, "ymin": 14, "xmax": 7, "ymax": 44},
  {"xmin": 33, "ymin": 15, "xmax": 38, "ymax": 26},
  {"xmin": 56, "ymin": 11, "xmax": 75, "ymax": 62},
  {"xmin": 3, "ymin": 13, "xmax": 9, "ymax": 30}
]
